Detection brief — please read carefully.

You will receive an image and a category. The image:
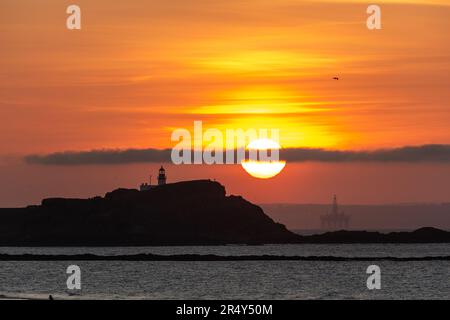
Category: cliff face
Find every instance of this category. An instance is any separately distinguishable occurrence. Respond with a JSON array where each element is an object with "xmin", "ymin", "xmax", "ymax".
[{"xmin": 0, "ymin": 180, "xmax": 300, "ymax": 246}]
